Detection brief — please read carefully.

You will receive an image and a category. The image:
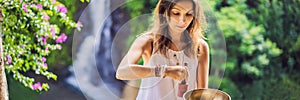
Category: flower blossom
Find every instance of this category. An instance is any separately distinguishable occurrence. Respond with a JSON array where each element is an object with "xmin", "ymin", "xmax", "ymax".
[
  {"xmin": 55, "ymin": 33, "xmax": 67, "ymax": 43},
  {"xmin": 43, "ymin": 14, "xmax": 50, "ymax": 20},
  {"xmin": 43, "ymin": 63, "xmax": 48, "ymax": 68},
  {"xmin": 41, "ymin": 37, "xmax": 47, "ymax": 45},
  {"xmin": 42, "ymin": 57, "xmax": 46, "ymax": 62},
  {"xmin": 57, "ymin": 5, "xmax": 67, "ymax": 14},
  {"xmin": 76, "ymin": 21, "xmax": 83, "ymax": 27},
  {"xmin": 36, "ymin": 4, "xmax": 43, "ymax": 10},
  {"xmin": 52, "ymin": 0, "xmax": 56, "ymax": 4},
  {"xmin": 57, "ymin": 45, "xmax": 62, "ymax": 50},
  {"xmin": 31, "ymin": 82, "xmax": 42, "ymax": 90},
  {"xmin": 6, "ymin": 55, "xmax": 12, "ymax": 64},
  {"xmin": 22, "ymin": 4, "xmax": 28, "ymax": 13},
  {"xmin": 45, "ymin": 47, "xmax": 49, "ymax": 53},
  {"xmin": 50, "ymin": 28, "xmax": 55, "ymax": 37}
]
